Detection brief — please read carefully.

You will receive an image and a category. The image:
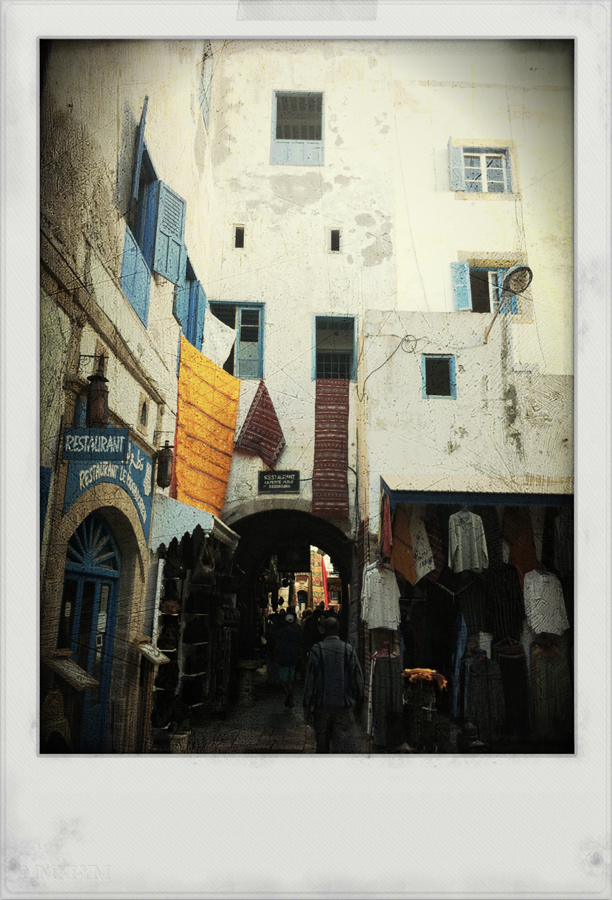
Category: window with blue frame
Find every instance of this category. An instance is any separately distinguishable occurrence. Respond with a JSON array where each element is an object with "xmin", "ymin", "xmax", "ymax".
[
  {"xmin": 451, "ymin": 262, "xmax": 518, "ymax": 314},
  {"xmin": 174, "ymin": 258, "xmax": 207, "ymax": 352},
  {"xmin": 208, "ymin": 302, "xmax": 264, "ymax": 379},
  {"xmin": 314, "ymin": 316, "xmax": 356, "ymax": 380},
  {"xmin": 448, "ymin": 139, "xmax": 513, "ymax": 193},
  {"xmin": 120, "ymin": 97, "xmax": 188, "ymax": 326},
  {"xmin": 271, "ymin": 92, "xmax": 324, "ymax": 166},
  {"xmin": 422, "ymin": 355, "xmax": 456, "ymax": 399}
]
